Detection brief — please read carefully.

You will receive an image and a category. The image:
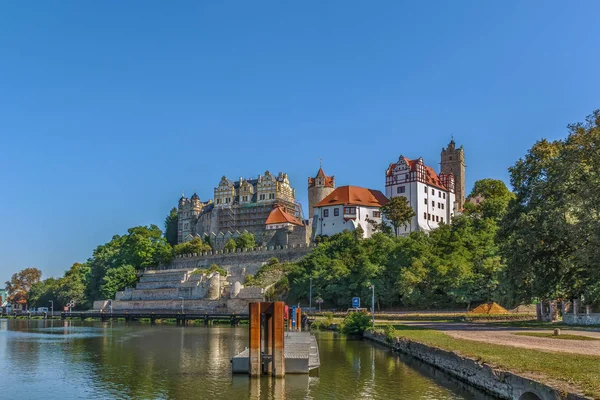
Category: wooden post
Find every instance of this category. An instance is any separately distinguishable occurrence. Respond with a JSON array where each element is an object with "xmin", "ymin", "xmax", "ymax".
[
  {"xmin": 272, "ymin": 301, "xmax": 285, "ymax": 377},
  {"xmin": 264, "ymin": 313, "xmax": 272, "ymax": 375},
  {"xmin": 296, "ymin": 307, "xmax": 302, "ymax": 332},
  {"xmin": 249, "ymin": 302, "xmax": 261, "ymax": 377}
]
